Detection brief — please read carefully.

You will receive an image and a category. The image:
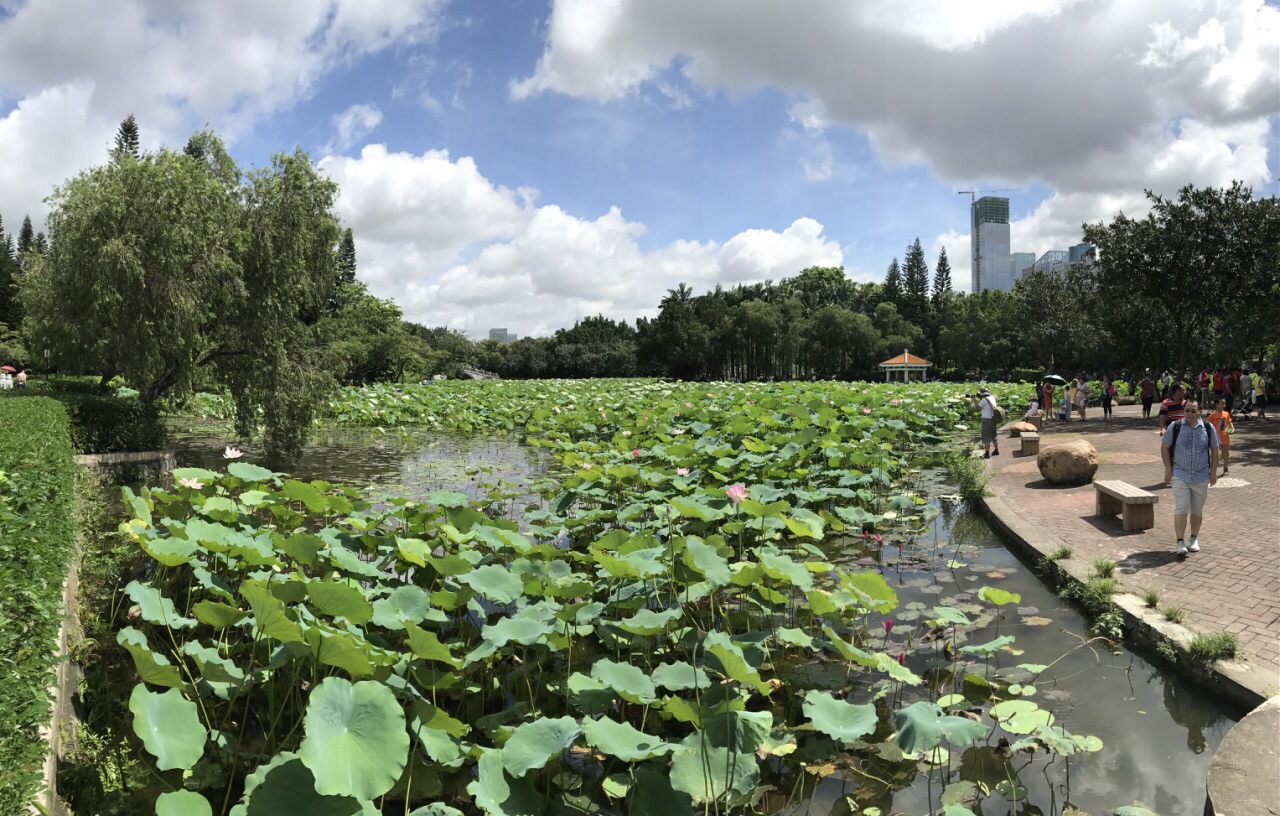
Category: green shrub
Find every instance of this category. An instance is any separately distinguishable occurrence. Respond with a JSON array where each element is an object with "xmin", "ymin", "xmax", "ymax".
[
  {"xmin": 2, "ymin": 381, "xmax": 167, "ymax": 454},
  {"xmin": 0, "ymin": 398, "xmax": 77, "ymax": 810},
  {"xmin": 1162, "ymin": 606, "xmax": 1186, "ymax": 624},
  {"xmin": 1048, "ymin": 545, "xmax": 1073, "ymax": 561},
  {"xmin": 1188, "ymin": 632, "xmax": 1239, "ymax": 662},
  {"xmin": 1060, "ymin": 577, "xmax": 1118, "ymax": 616},
  {"xmin": 1092, "ymin": 558, "xmax": 1117, "ymax": 579},
  {"xmin": 944, "ymin": 448, "xmax": 990, "ymax": 506},
  {"xmin": 1142, "ymin": 589, "xmax": 1160, "ymax": 608}
]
